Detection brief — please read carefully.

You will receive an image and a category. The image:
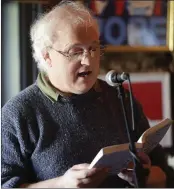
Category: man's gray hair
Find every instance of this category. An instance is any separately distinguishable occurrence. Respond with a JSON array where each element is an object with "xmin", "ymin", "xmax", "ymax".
[{"xmin": 30, "ymin": 0, "xmax": 99, "ymax": 72}]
